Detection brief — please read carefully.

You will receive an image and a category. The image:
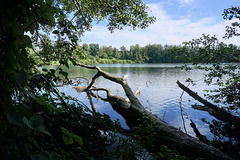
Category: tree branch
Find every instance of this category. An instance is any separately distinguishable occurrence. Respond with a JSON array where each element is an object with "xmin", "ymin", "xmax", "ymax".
[
  {"xmin": 71, "ymin": 65, "xmax": 233, "ymax": 160},
  {"xmin": 77, "ymin": 64, "xmax": 143, "ymax": 107},
  {"xmin": 190, "ymin": 119, "xmax": 210, "ymax": 144},
  {"xmin": 176, "ymin": 80, "xmax": 240, "ymax": 125},
  {"xmin": 134, "ymin": 83, "xmax": 142, "ymax": 96}
]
